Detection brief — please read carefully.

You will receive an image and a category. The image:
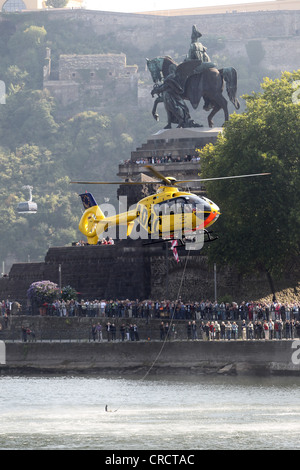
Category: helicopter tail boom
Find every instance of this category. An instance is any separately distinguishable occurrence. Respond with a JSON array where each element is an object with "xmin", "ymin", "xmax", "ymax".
[
  {"xmin": 78, "ymin": 193, "xmax": 106, "ymax": 244},
  {"xmin": 78, "ymin": 192, "xmax": 139, "ymax": 244}
]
